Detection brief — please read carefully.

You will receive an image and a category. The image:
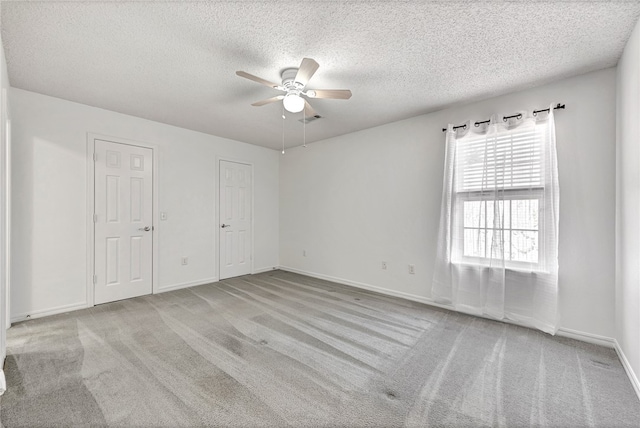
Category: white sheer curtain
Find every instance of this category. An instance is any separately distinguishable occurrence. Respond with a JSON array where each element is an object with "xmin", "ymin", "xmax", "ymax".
[{"xmin": 432, "ymin": 107, "xmax": 559, "ymax": 334}]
